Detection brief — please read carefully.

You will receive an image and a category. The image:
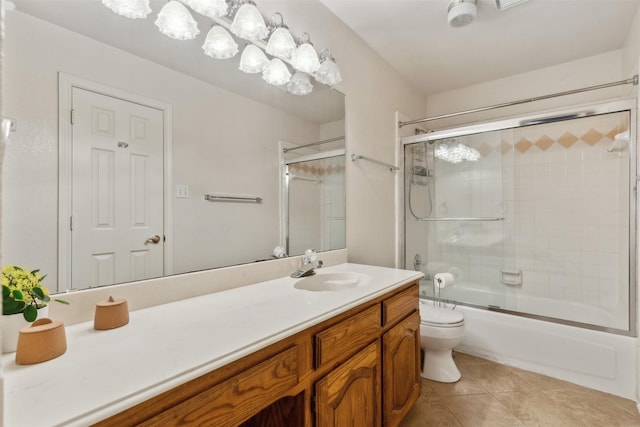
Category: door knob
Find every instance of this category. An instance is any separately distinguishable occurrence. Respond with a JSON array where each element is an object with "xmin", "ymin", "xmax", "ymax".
[{"xmin": 145, "ymin": 235, "xmax": 161, "ymax": 245}]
